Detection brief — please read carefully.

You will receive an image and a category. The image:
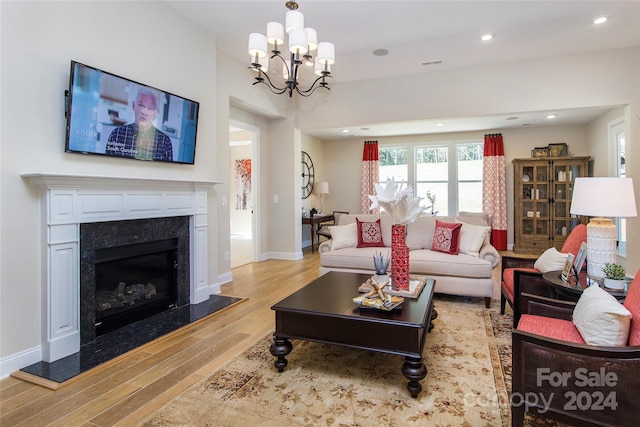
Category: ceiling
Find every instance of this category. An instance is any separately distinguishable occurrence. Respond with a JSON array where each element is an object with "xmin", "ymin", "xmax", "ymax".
[{"xmin": 166, "ymin": 1, "xmax": 640, "ymax": 139}]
